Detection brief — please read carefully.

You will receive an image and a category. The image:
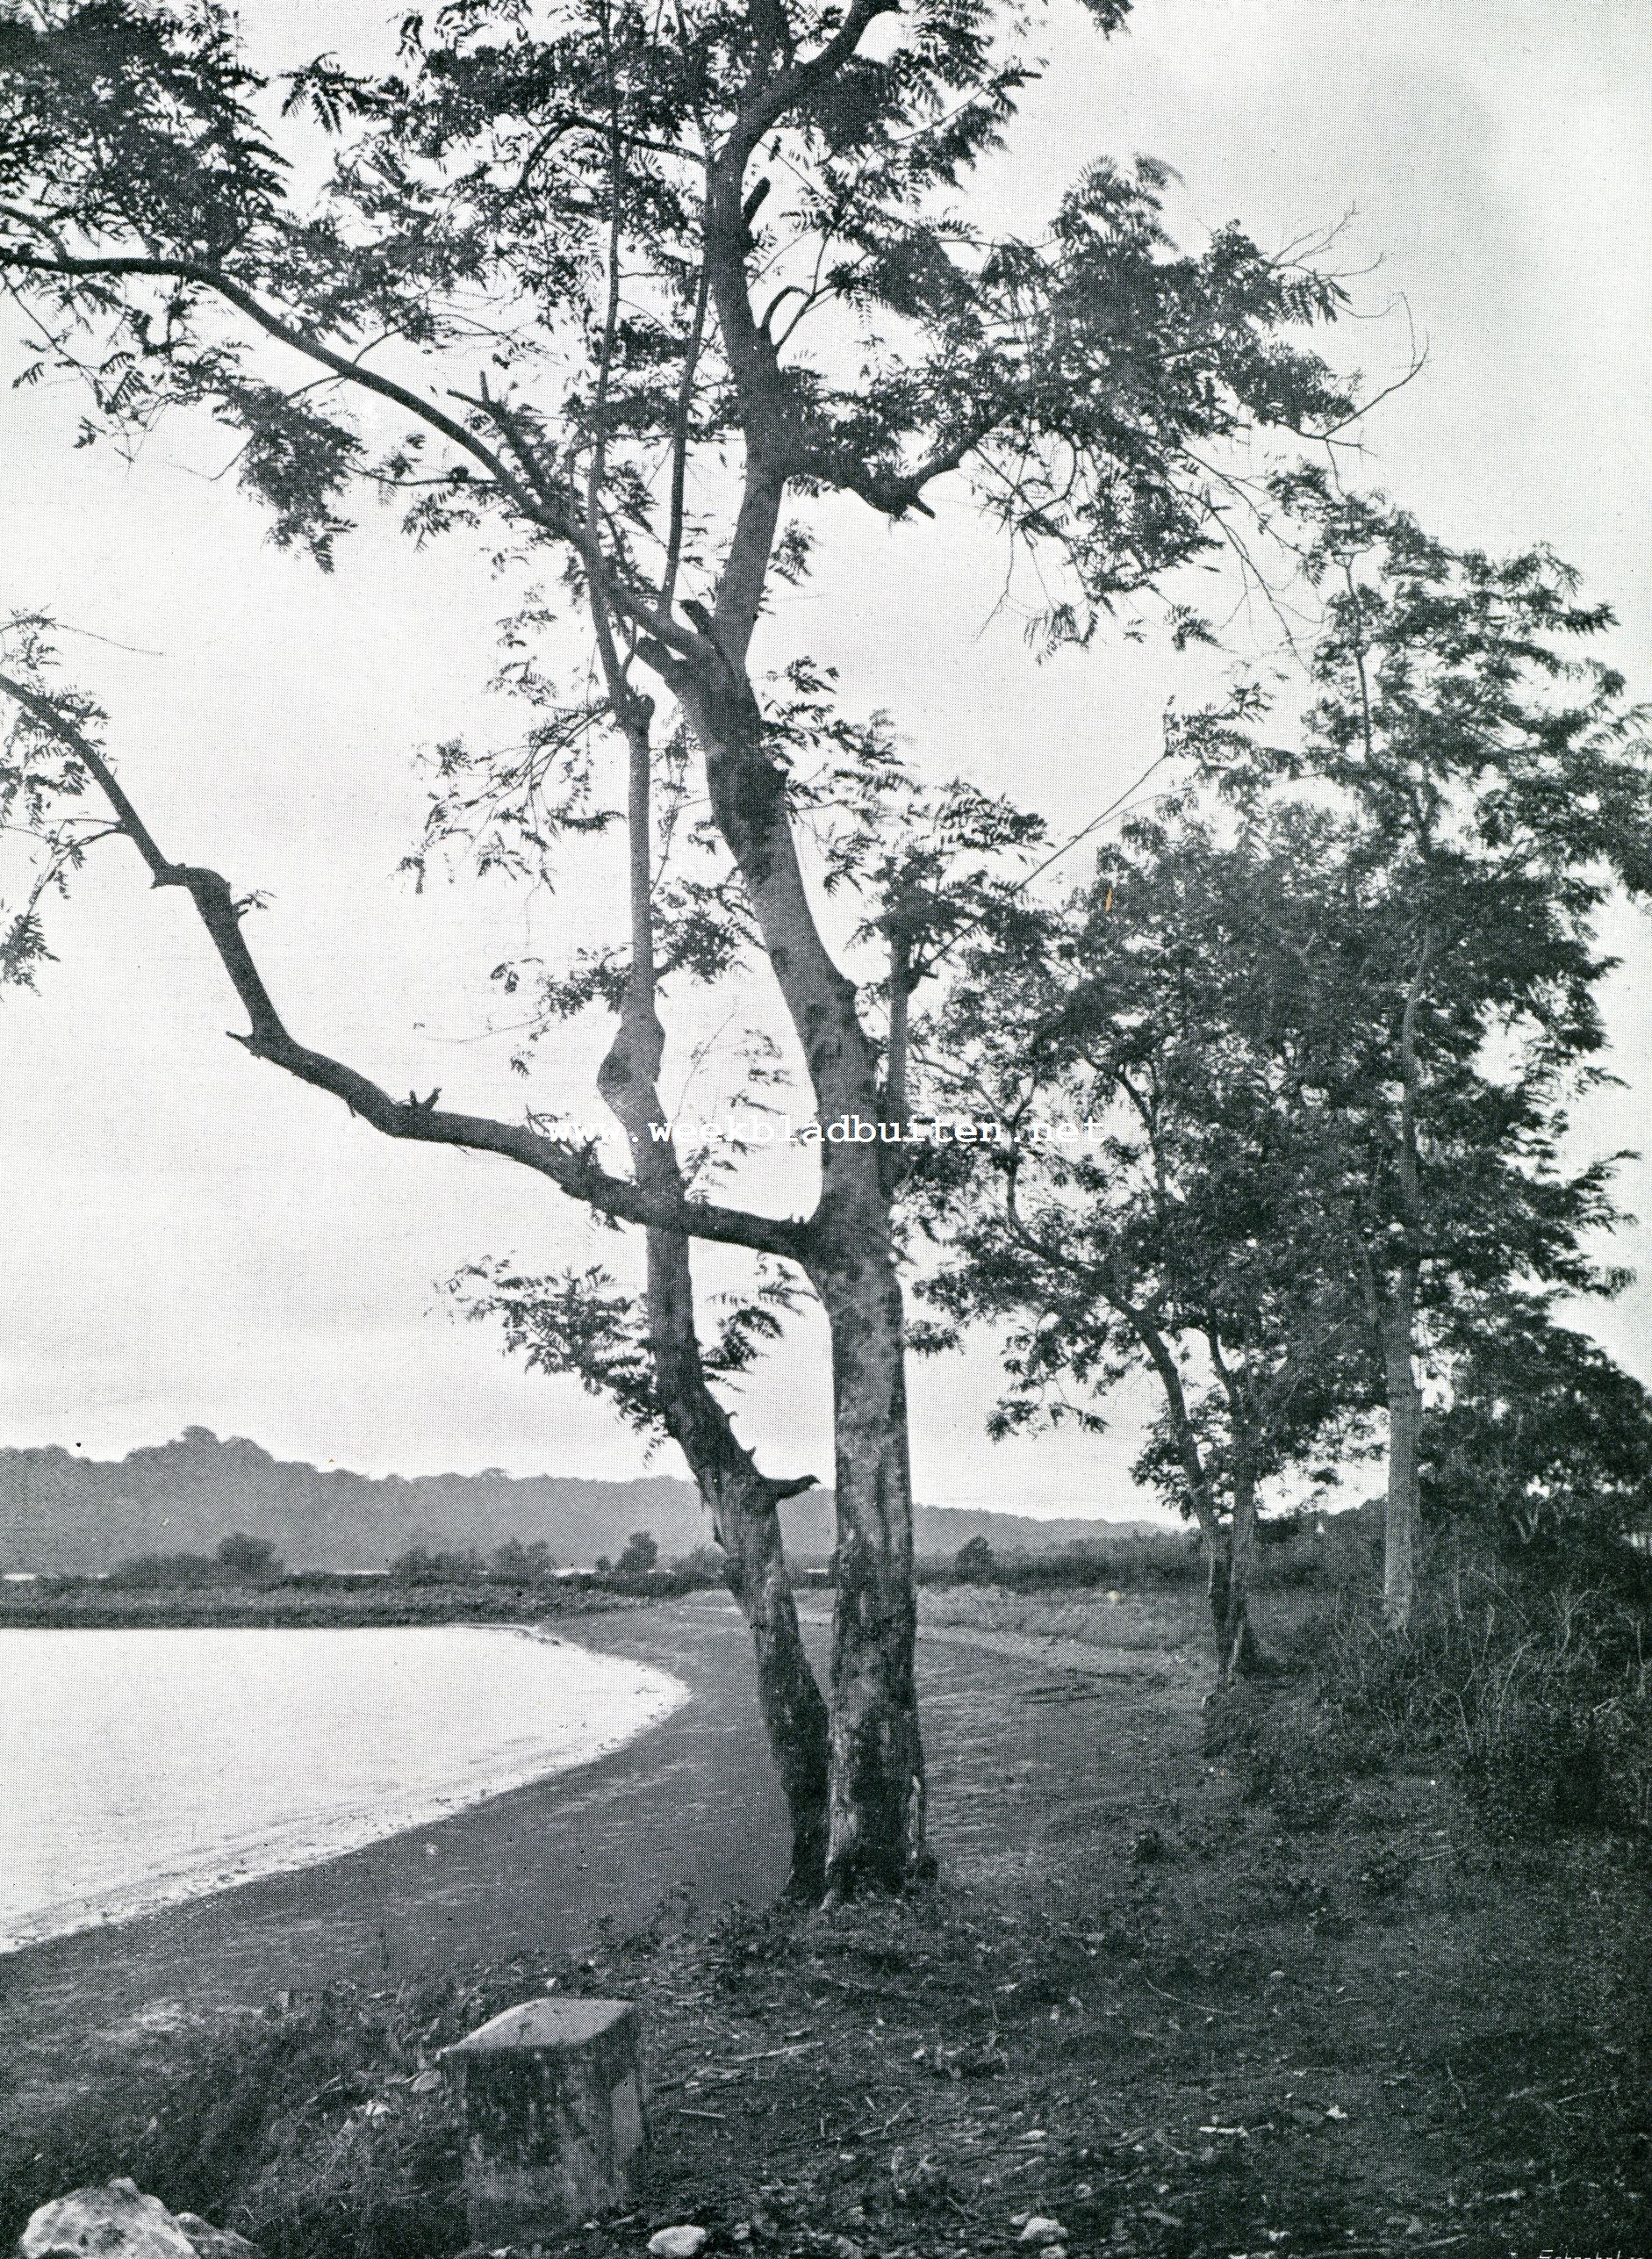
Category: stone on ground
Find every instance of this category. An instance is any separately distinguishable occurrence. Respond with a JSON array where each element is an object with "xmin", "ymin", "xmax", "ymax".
[
  {"xmin": 646, "ymin": 2229, "xmax": 709, "ymax": 2258},
  {"xmin": 18, "ymin": 2182, "xmax": 262, "ymax": 2259},
  {"xmin": 442, "ymin": 1996, "xmax": 648, "ymax": 2242}
]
